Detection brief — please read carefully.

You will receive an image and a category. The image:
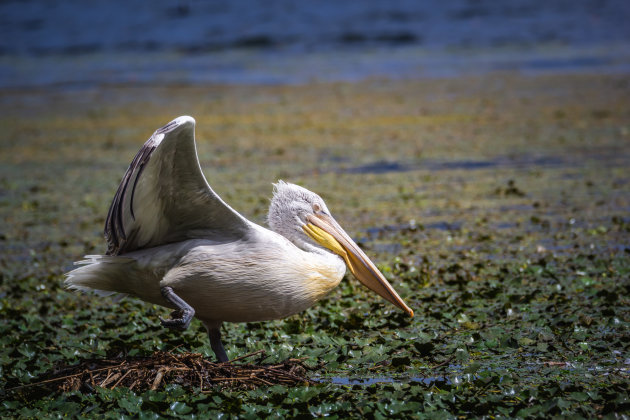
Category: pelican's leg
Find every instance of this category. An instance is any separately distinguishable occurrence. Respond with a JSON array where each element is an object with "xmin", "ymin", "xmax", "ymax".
[
  {"xmin": 159, "ymin": 286, "xmax": 195, "ymax": 330},
  {"xmin": 209, "ymin": 328, "xmax": 229, "ymax": 363},
  {"xmin": 202, "ymin": 320, "xmax": 229, "ymax": 362}
]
